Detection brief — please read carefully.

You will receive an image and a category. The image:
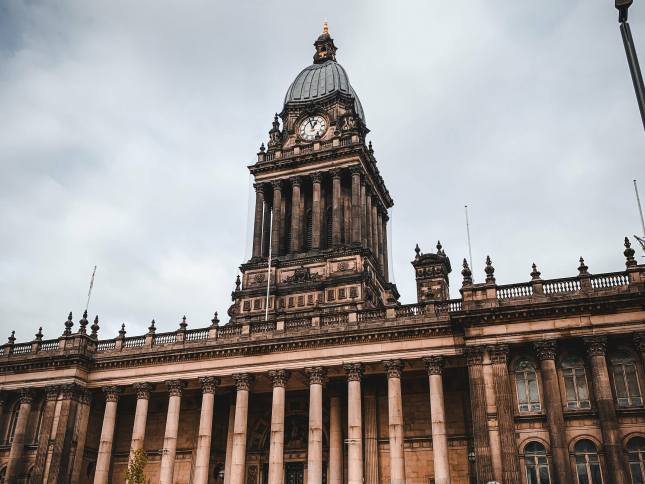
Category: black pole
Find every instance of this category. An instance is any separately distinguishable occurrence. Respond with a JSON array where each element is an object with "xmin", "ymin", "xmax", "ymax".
[{"xmin": 617, "ymin": 3, "xmax": 645, "ymax": 130}]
